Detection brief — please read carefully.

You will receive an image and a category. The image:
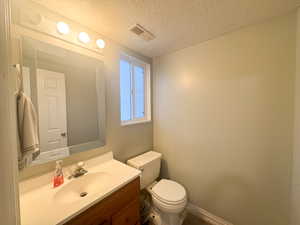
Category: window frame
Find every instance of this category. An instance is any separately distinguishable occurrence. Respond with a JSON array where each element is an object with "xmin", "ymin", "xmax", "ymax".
[{"xmin": 120, "ymin": 54, "xmax": 151, "ymax": 126}]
